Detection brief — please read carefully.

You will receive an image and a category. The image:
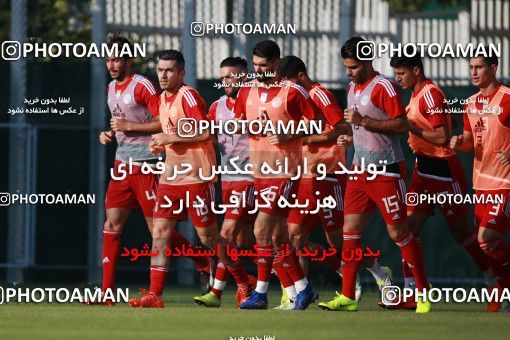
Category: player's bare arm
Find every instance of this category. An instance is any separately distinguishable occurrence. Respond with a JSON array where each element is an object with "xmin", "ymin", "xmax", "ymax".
[
  {"xmin": 345, "ymin": 107, "xmax": 406, "ymax": 134},
  {"xmin": 449, "ymin": 130, "xmax": 474, "ymax": 152},
  {"xmin": 303, "ymin": 121, "xmax": 349, "ymax": 145},
  {"xmin": 110, "ymin": 117, "xmax": 162, "ymax": 134},
  {"xmin": 495, "ymin": 150, "xmax": 510, "ymax": 166},
  {"xmin": 407, "ymin": 120, "xmax": 449, "ymax": 145},
  {"xmin": 99, "ymin": 130, "xmax": 115, "ymax": 144},
  {"xmin": 151, "ymin": 129, "xmax": 211, "ymax": 146}
]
